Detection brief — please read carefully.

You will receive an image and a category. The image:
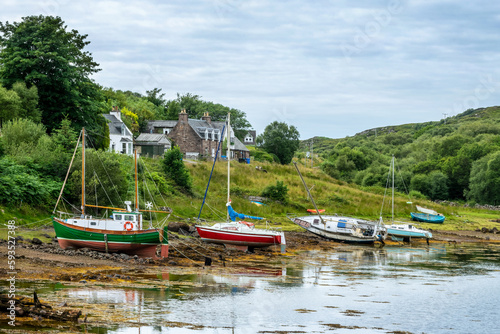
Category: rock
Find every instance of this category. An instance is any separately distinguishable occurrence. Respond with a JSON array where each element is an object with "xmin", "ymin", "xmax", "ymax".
[
  {"xmin": 31, "ymin": 238, "xmax": 43, "ymax": 245},
  {"xmin": 481, "ymin": 227, "xmax": 489, "ymax": 233},
  {"xmin": 490, "ymin": 227, "xmax": 498, "ymax": 234},
  {"xmin": 168, "ymin": 222, "xmax": 191, "ymax": 233}
]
